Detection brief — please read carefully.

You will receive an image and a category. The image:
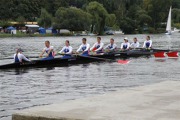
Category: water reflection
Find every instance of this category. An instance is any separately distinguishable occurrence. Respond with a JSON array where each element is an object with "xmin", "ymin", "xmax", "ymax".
[{"xmin": 154, "ymin": 58, "xmax": 167, "ymax": 62}]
